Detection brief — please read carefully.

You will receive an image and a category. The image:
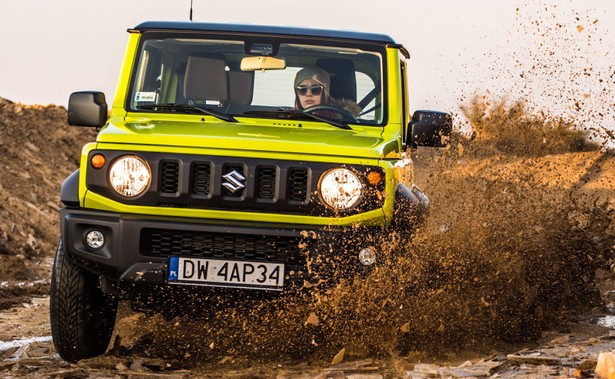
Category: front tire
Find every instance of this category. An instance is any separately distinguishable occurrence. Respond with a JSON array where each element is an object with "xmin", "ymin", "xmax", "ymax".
[{"xmin": 50, "ymin": 240, "xmax": 118, "ymax": 362}]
